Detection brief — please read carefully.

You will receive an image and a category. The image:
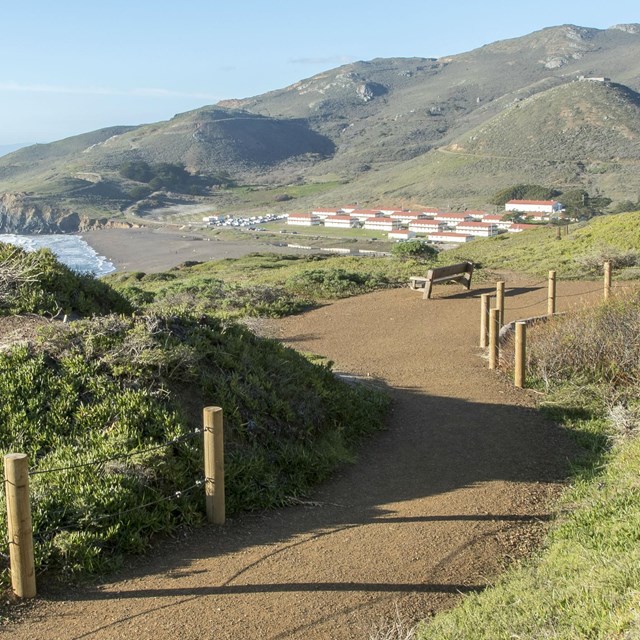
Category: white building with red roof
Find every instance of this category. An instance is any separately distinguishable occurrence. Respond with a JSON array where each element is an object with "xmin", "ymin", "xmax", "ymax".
[
  {"xmin": 351, "ymin": 209, "xmax": 385, "ymax": 221},
  {"xmin": 463, "ymin": 210, "xmax": 490, "ymax": 220},
  {"xmin": 505, "ymin": 200, "xmax": 563, "ymax": 215},
  {"xmin": 434, "ymin": 212, "xmax": 473, "ymax": 226},
  {"xmin": 287, "ymin": 213, "xmax": 321, "ymax": 226},
  {"xmin": 364, "ymin": 217, "xmax": 401, "ymax": 231},
  {"xmin": 388, "ymin": 230, "xmax": 417, "ymax": 241},
  {"xmin": 408, "ymin": 220, "xmax": 448, "ymax": 234},
  {"xmin": 427, "ymin": 232, "xmax": 474, "ymax": 243},
  {"xmin": 324, "ymin": 215, "xmax": 359, "ymax": 228},
  {"xmin": 311, "ymin": 208, "xmax": 343, "ymax": 218},
  {"xmin": 390, "ymin": 211, "xmax": 429, "ymax": 223},
  {"xmin": 481, "ymin": 214, "xmax": 513, "ymax": 229},
  {"xmin": 456, "ymin": 221, "xmax": 500, "ymax": 237}
]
